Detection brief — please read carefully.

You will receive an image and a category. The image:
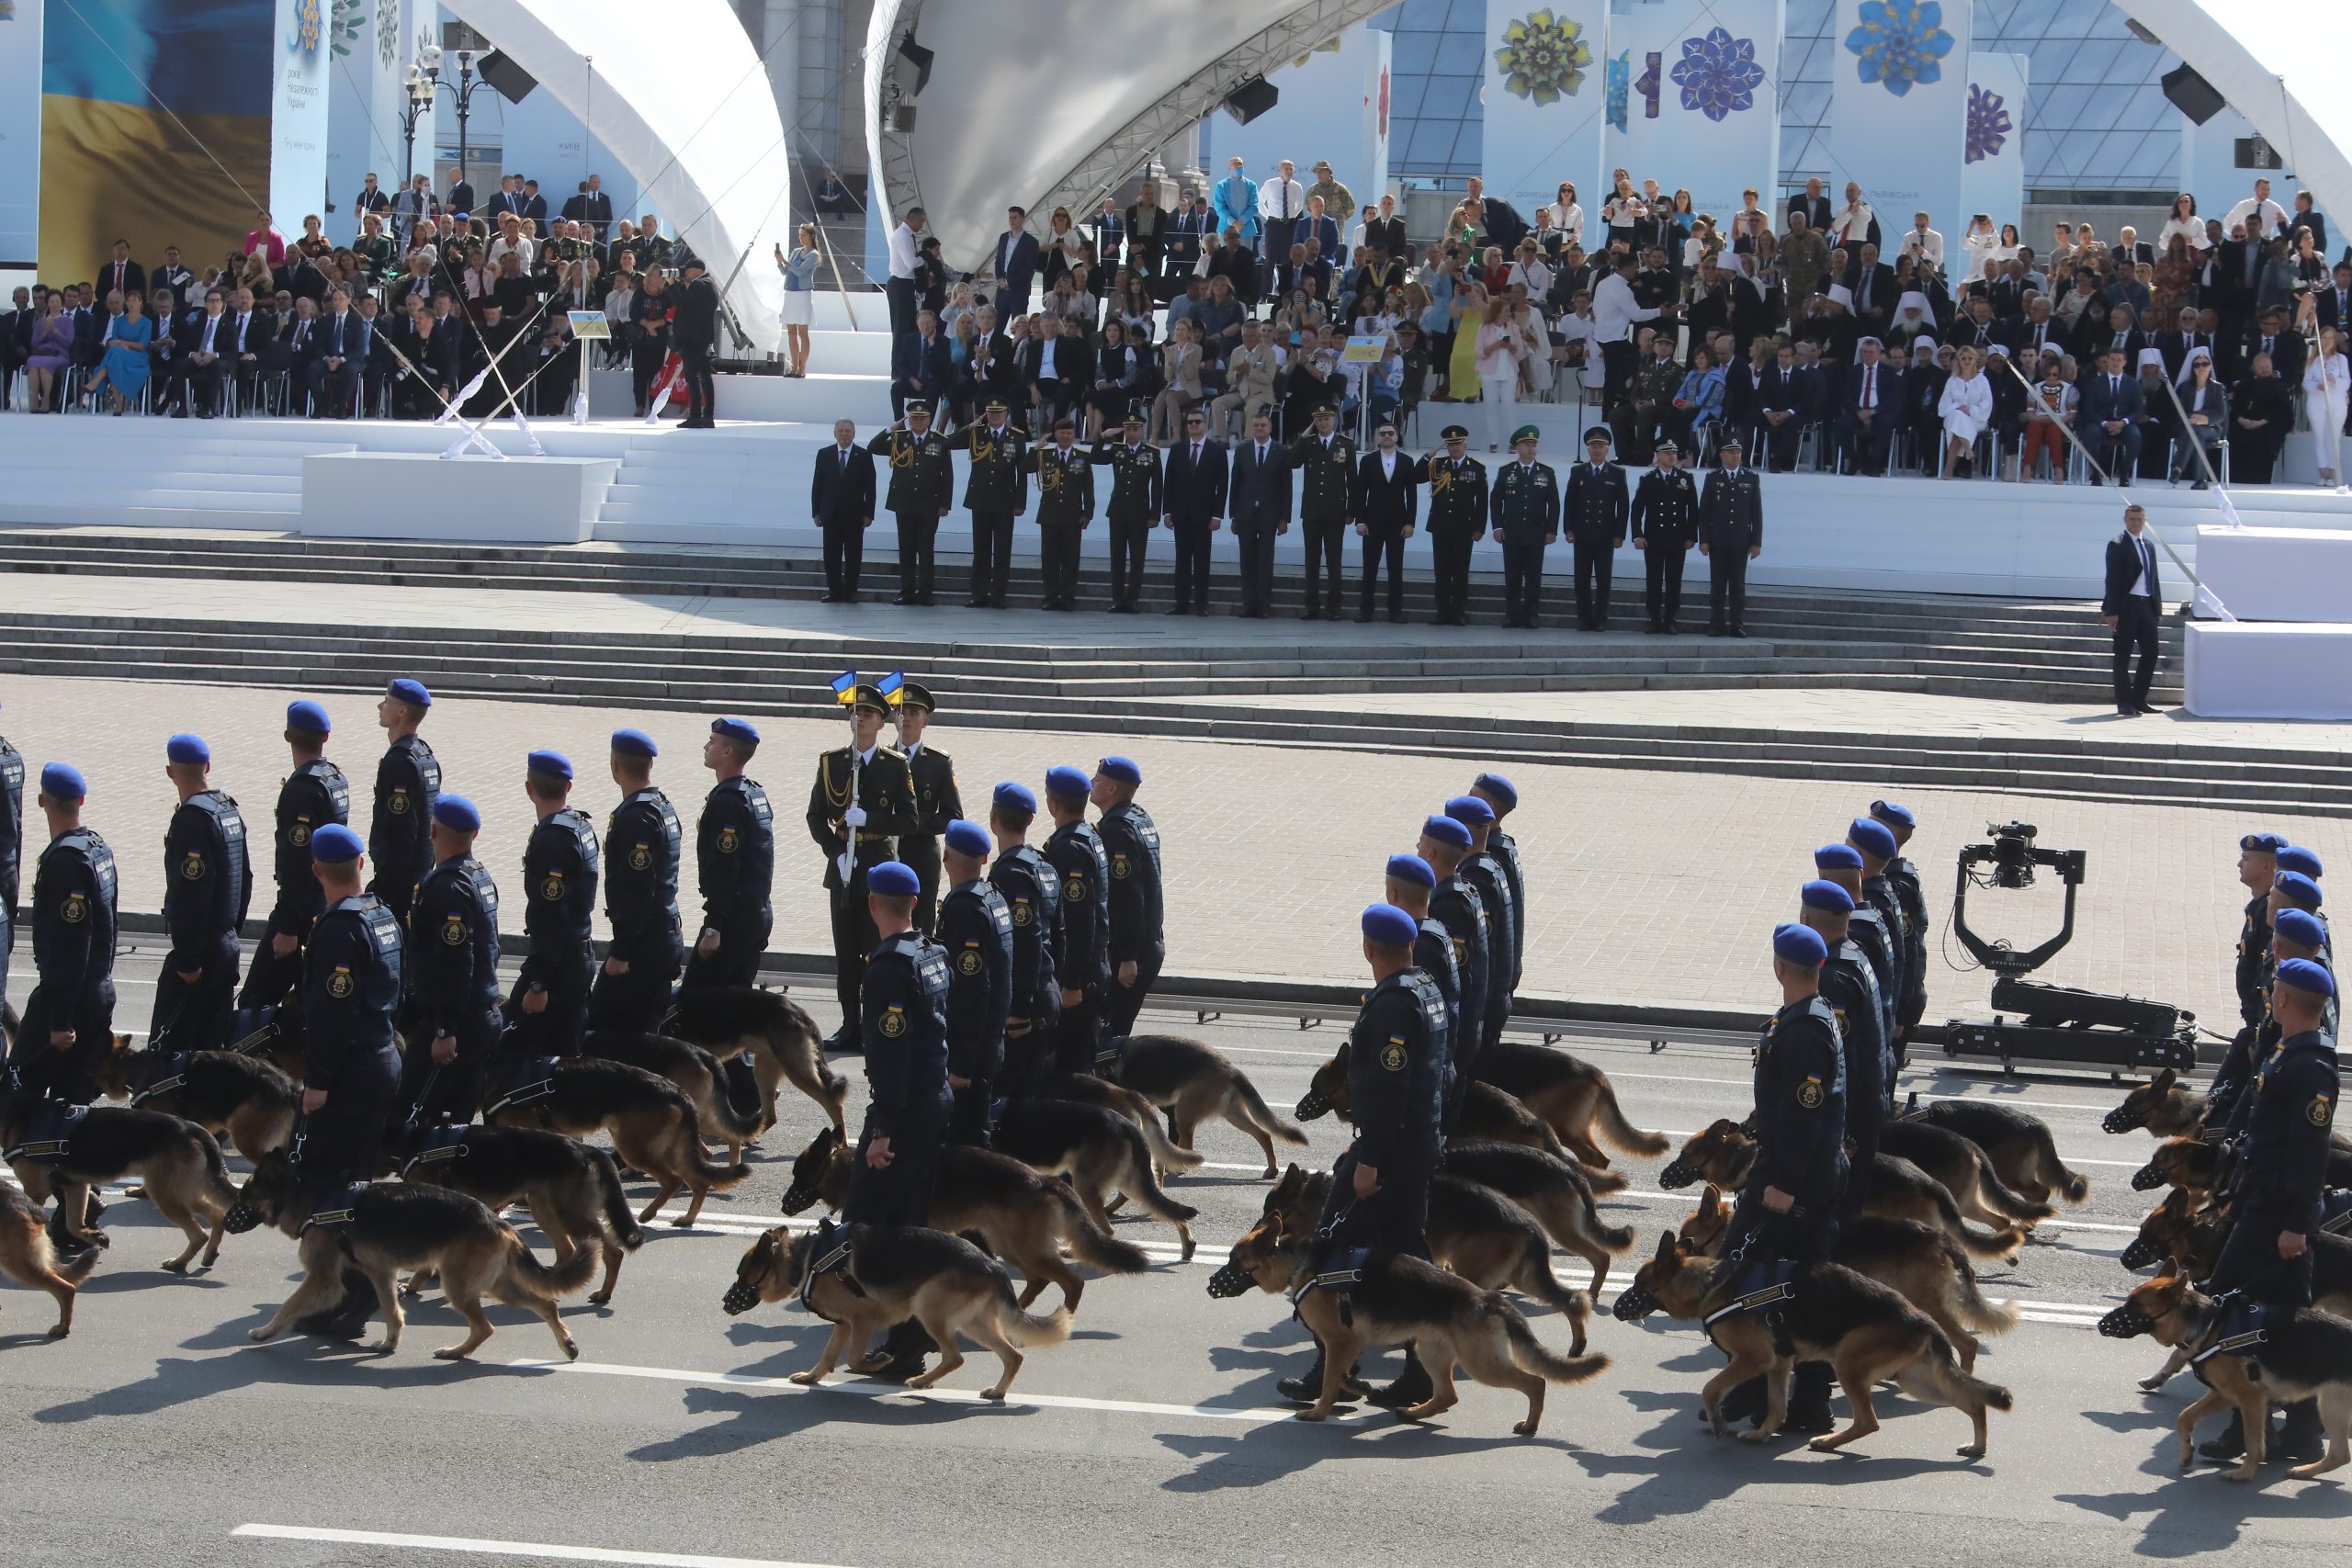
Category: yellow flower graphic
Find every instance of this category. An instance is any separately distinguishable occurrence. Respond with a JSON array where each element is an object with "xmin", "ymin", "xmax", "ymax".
[{"xmin": 1496, "ymin": 9, "xmax": 1592, "ymax": 105}]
